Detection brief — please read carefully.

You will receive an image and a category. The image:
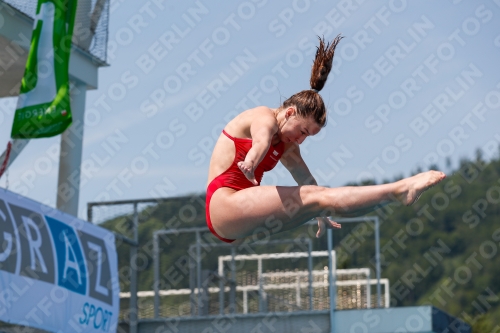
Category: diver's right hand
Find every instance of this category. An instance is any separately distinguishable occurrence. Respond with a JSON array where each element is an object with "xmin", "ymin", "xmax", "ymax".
[
  {"xmin": 237, "ymin": 161, "xmax": 258, "ymax": 185},
  {"xmin": 316, "ymin": 216, "xmax": 341, "ymax": 238}
]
